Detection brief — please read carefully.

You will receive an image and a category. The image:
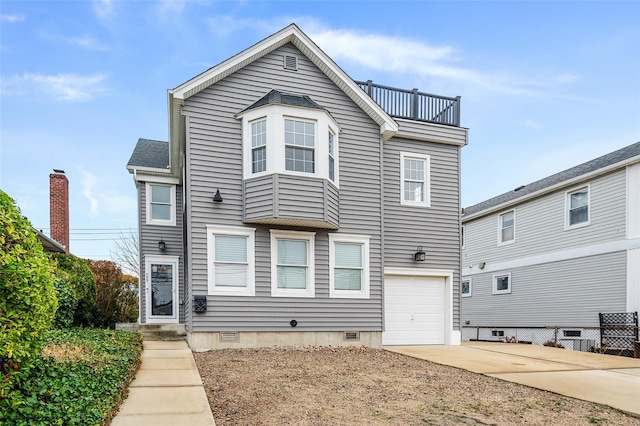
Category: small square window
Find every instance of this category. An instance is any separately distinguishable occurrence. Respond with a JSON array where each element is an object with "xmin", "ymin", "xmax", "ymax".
[
  {"xmin": 461, "ymin": 279, "xmax": 472, "ymax": 298},
  {"xmin": 493, "ymin": 273, "xmax": 511, "ymax": 295}
]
